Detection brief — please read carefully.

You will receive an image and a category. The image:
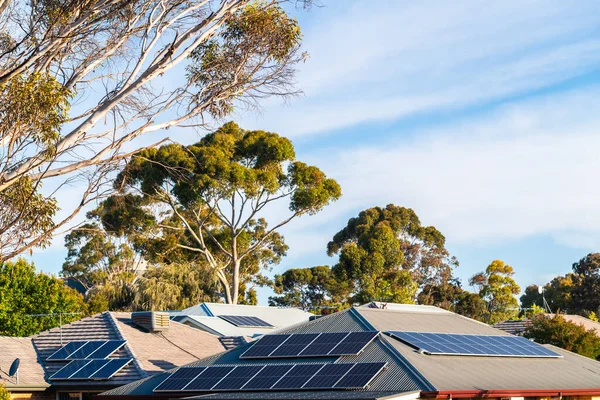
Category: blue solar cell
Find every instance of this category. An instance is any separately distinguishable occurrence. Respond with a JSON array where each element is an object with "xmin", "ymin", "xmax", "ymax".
[
  {"xmin": 329, "ymin": 331, "xmax": 379, "ymax": 355},
  {"xmin": 387, "ymin": 331, "xmax": 562, "ymax": 358},
  {"xmin": 302, "ymin": 363, "xmax": 353, "ymax": 389},
  {"xmin": 299, "ymin": 333, "xmax": 349, "ymax": 356},
  {"xmin": 90, "ymin": 358, "xmax": 132, "ymax": 379},
  {"xmin": 50, "ymin": 360, "xmax": 91, "ymax": 380},
  {"xmin": 334, "ymin": 362, "xmax": 387, "ymax": 389},
  {"xmin": 272, "ymin": 364, "xmax": 324, "ymax": 389},
  {"xmin": 87, "ymin": 340, "xmax": 126, "ymax": 359},
  {"xmin": 240, "ymin": 335, "xmax": 290, "ymax": 358},
  {"xmin": 154, "ymin": 367, "xmax": 206, "ymax": 391},
  {"xmin": 185, "ymin": 366, "xmax": 235, "ymax": 391},
  {"xmin": 212, "ymin": 366, "xmax": 264, "ymax": 390},
  {"xmin": 70, "ymin": 359, "xmax": 111, "ymax": 379},
  {"xmin": 68, "ymin": 341, "xmax": 107, "ymax": 359},
  {"xmin": 269, "ymin": 334, "xmax": 319, "ymax": 357},
  {"xmin": 47, "ymin": 341, "xmax": 88, "ymax": 361},
  {"xmin": 242, "ymin": 365, "xmax": 294, "ymax": 390},
  {"xmin": 219, "ymin": 315, "xmax": 273, "ymax": 328}
]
